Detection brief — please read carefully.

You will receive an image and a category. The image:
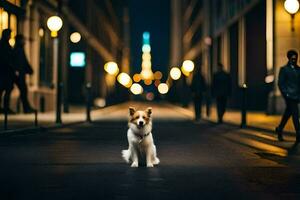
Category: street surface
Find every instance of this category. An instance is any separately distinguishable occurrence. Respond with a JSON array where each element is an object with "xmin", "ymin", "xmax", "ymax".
[{"xmin": 1, "ymin": 102, "xmax": 300, "ymax": 199}]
